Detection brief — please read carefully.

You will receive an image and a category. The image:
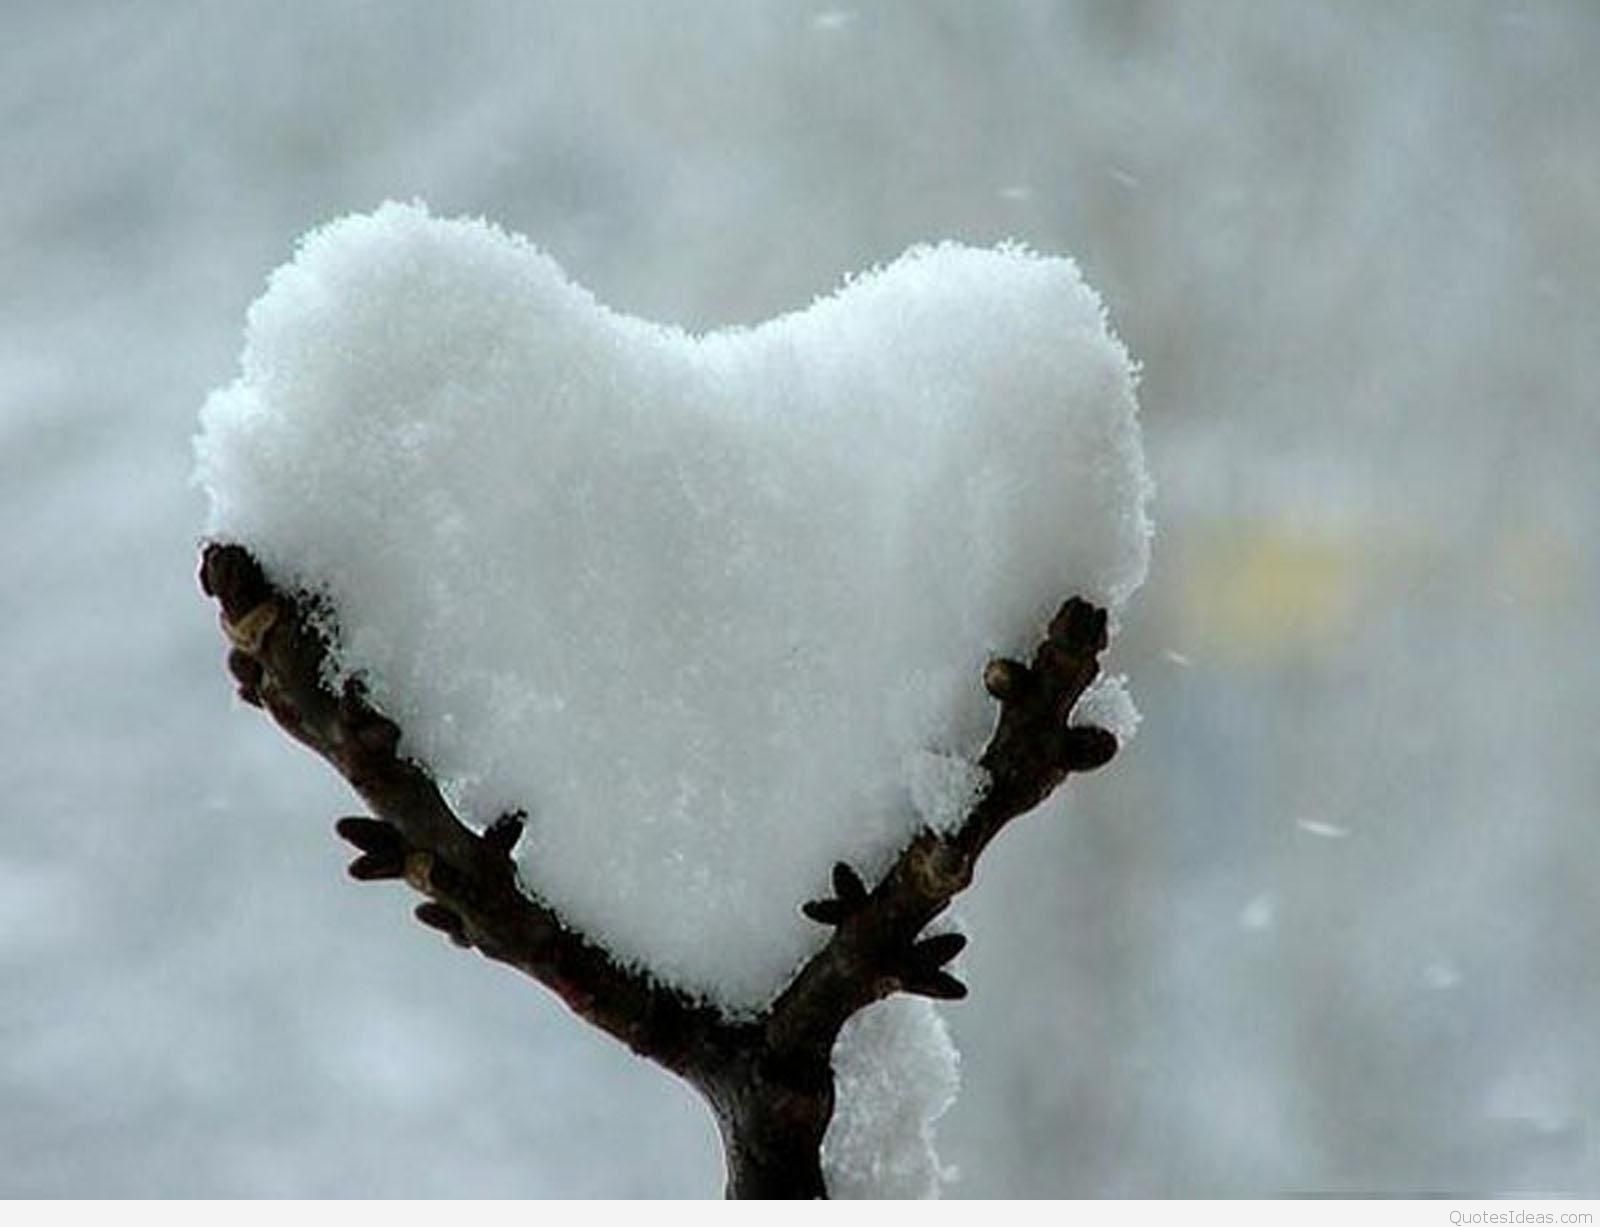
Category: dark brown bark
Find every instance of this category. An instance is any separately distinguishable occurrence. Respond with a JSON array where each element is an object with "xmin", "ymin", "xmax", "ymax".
[{"xmin": 199, "ymin": 541, "xmax": 1118, "ymax": 1198}]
